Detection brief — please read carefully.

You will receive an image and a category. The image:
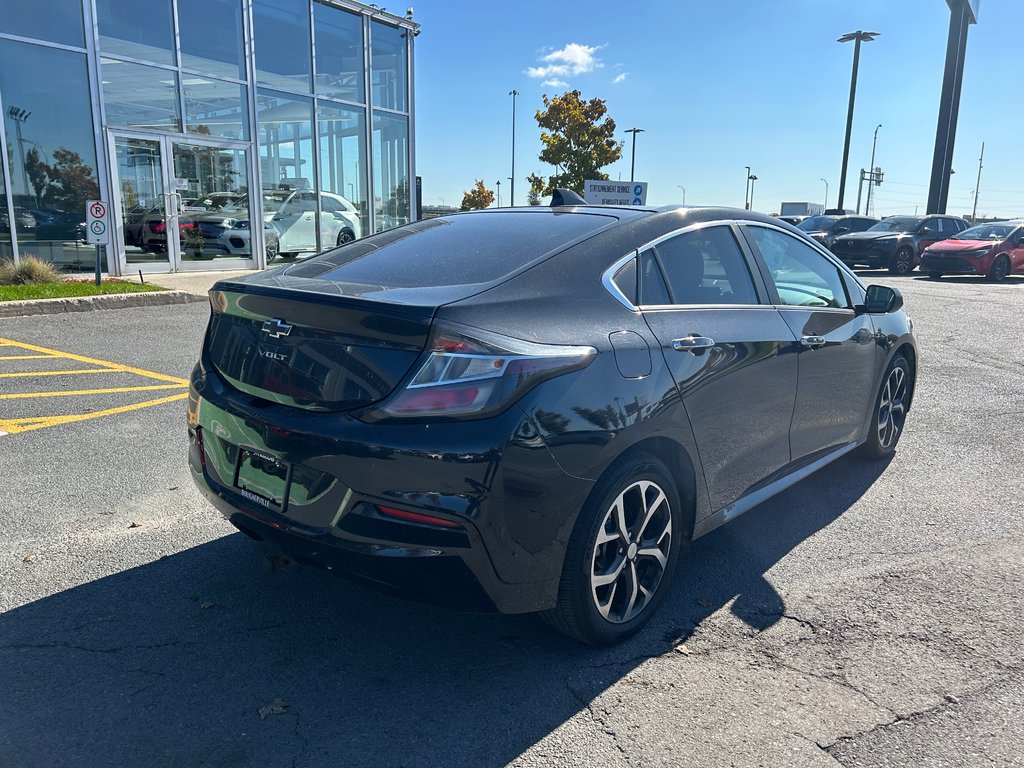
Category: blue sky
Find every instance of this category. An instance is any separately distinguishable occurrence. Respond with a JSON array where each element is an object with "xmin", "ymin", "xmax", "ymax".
[{"xmin": 411, "ymin": 0, "xmax": 1021, "ymax": 218}]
